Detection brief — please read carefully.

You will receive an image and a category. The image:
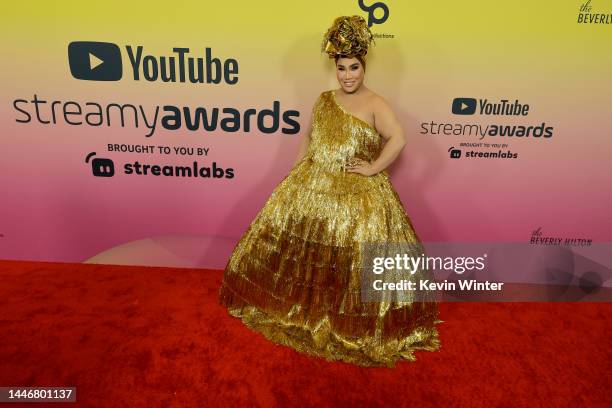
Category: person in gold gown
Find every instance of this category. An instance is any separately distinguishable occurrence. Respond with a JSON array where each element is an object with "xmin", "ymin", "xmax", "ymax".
[{"xmin": 218, "ymin": 15, "xmax": 441, "ymax": 367}]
